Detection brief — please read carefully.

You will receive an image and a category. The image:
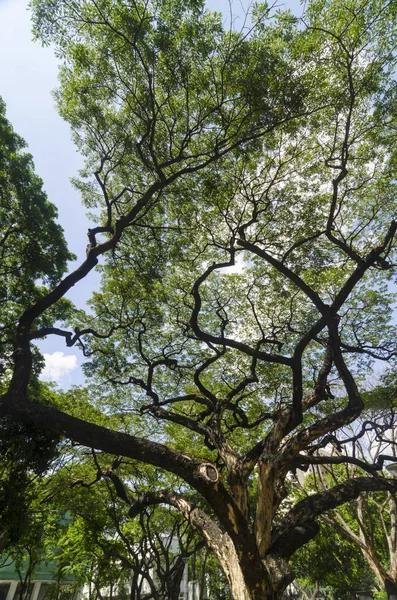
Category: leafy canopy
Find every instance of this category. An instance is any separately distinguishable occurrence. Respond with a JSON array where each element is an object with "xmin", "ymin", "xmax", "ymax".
[
  {"xmin": 0, "ymin": 98, "xmax": 74, "ymax": 376},
  {"xmin": 3, "ymin": 0, "xmax": 397, "ymax": 598}
]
